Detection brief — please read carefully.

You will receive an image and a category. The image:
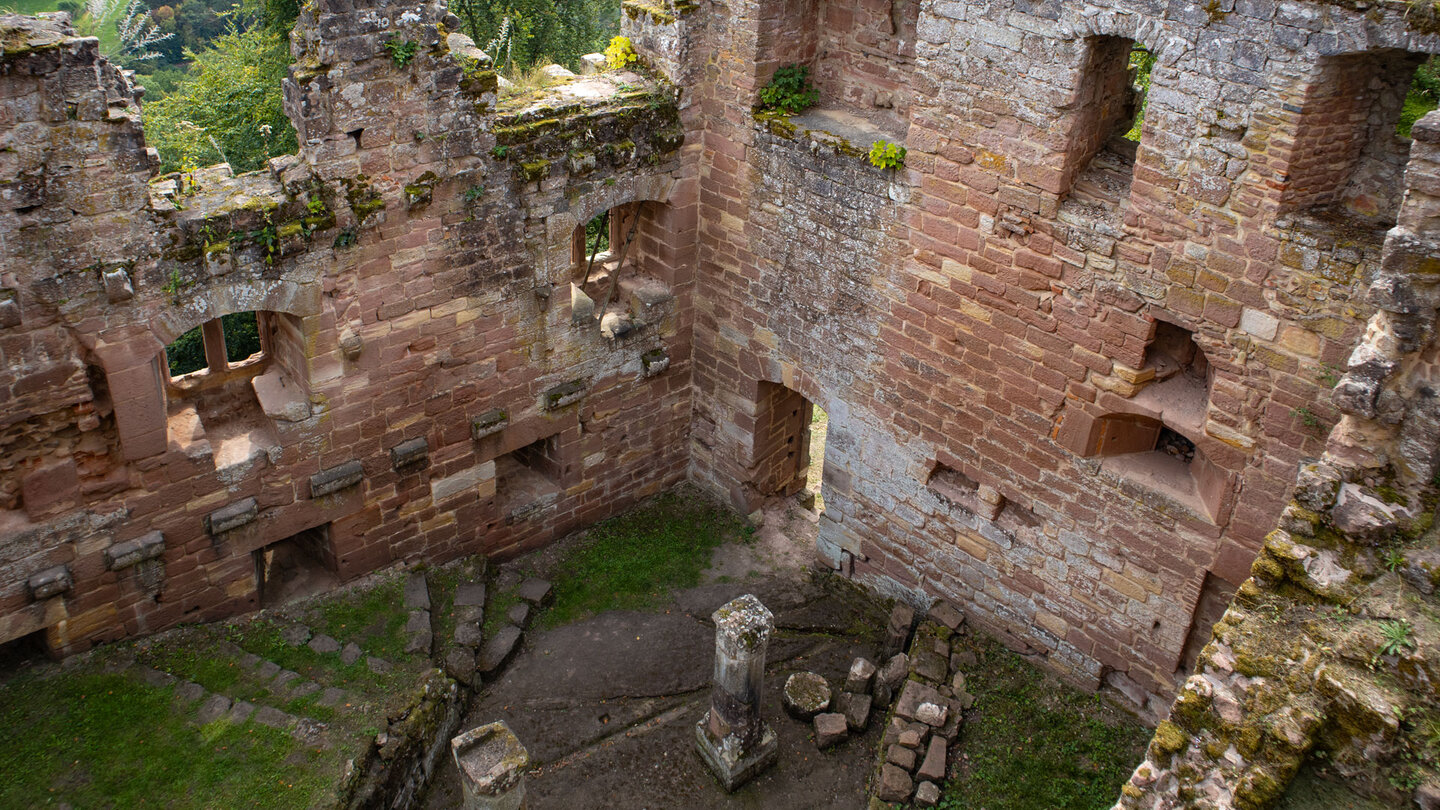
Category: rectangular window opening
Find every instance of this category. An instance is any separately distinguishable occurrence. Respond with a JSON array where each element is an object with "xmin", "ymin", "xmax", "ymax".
[
  {"xmin": 495, "ymin": 435, "xmax": 565, "ymax": 523},
  {"xmin": 253, "ymin": 524, "xmax": 339, "ymax": 608}
]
